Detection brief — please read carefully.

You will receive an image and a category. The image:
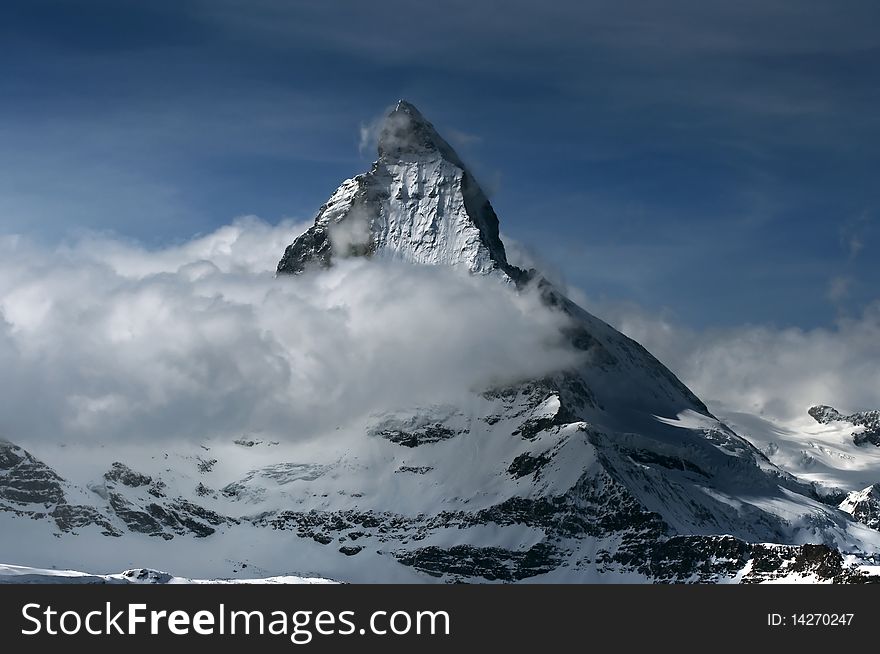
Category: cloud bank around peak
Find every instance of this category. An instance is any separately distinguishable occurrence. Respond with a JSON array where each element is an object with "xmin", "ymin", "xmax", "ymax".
[
  {"xmin": 2, "ymin": 215, "xmax": 875, "ymax": 447},
  {"xmin": 0, "ymin": 219, "xmax": 580, "ymax": 445}
]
